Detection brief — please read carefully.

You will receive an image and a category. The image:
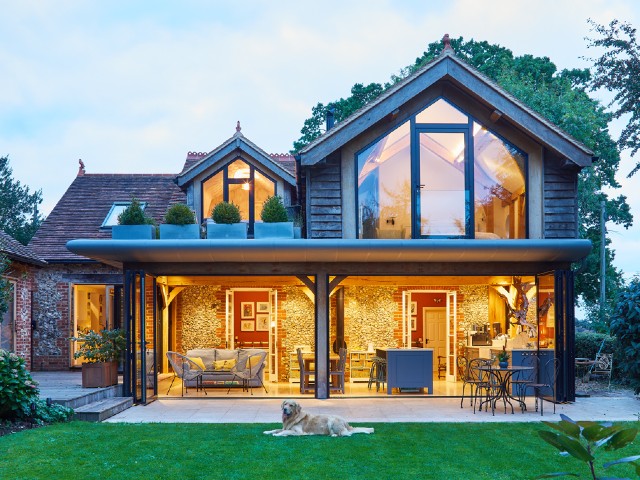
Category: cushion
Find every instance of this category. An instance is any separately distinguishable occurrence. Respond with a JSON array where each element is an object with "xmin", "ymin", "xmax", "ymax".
[
  {"xmin": 246, "ymin": 354, "xmax": 263, "ymax": 370},
  {"xmin": 189, "ymin": 356, "xmax": 206, "ymax": 370},
  {"xmin": 212, "ymin": 358, "xmax": 237, "ymax": 371}
]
